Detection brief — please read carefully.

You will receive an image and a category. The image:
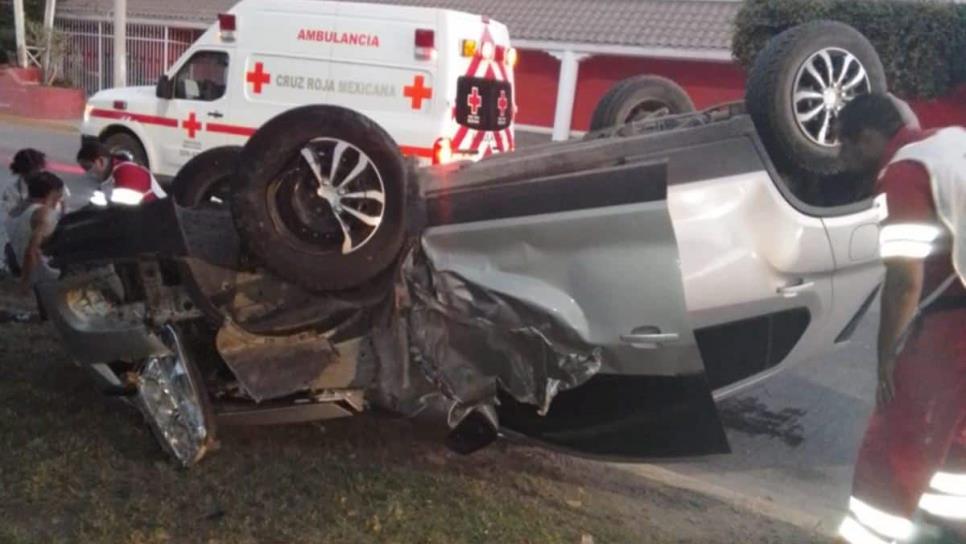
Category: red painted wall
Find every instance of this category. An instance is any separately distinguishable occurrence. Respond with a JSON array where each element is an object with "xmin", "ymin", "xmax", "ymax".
[
  {"xmin": 514, "ymin": 49, "xmax": 966, "ymax": 131},
  {"xmin": 0, "ymin": 67, "xmax": 86, "ymax": 120}
]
